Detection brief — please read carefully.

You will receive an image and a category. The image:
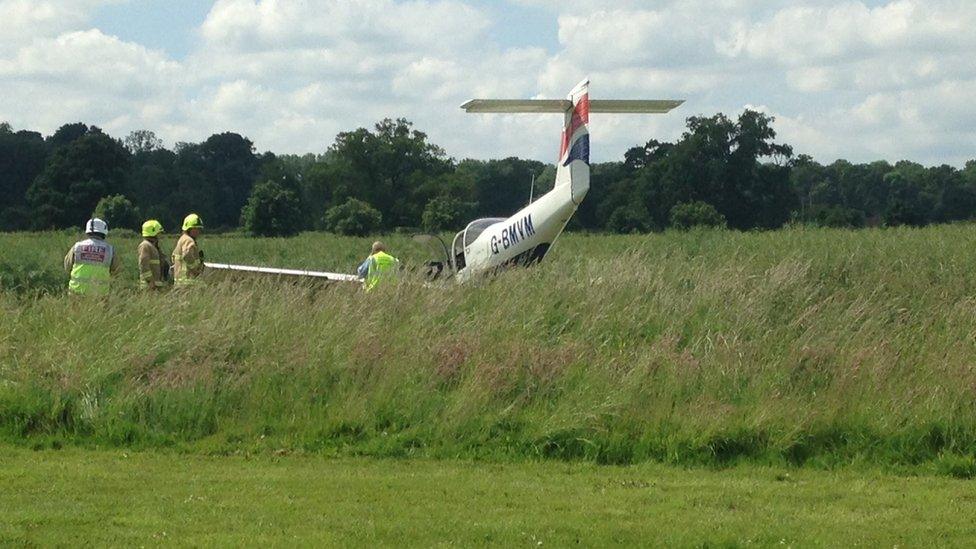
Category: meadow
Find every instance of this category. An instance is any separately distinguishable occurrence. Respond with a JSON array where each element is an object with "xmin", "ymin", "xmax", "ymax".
[{"xmin": 3, "ymin": 226, "xmax": 976, "ymax": 472}]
